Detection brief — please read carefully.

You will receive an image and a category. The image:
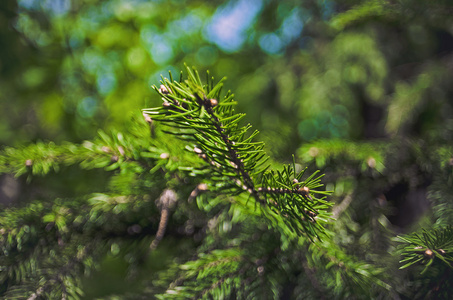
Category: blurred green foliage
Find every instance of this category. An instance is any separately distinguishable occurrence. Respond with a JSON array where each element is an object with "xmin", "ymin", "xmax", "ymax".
[
  {"xmin": 1, "ymin": 0, "xmax": 453, "ymax": 156},
  {"xmin": 2, "ymin": 0, "xmax": 453, "ymax": 298}
]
